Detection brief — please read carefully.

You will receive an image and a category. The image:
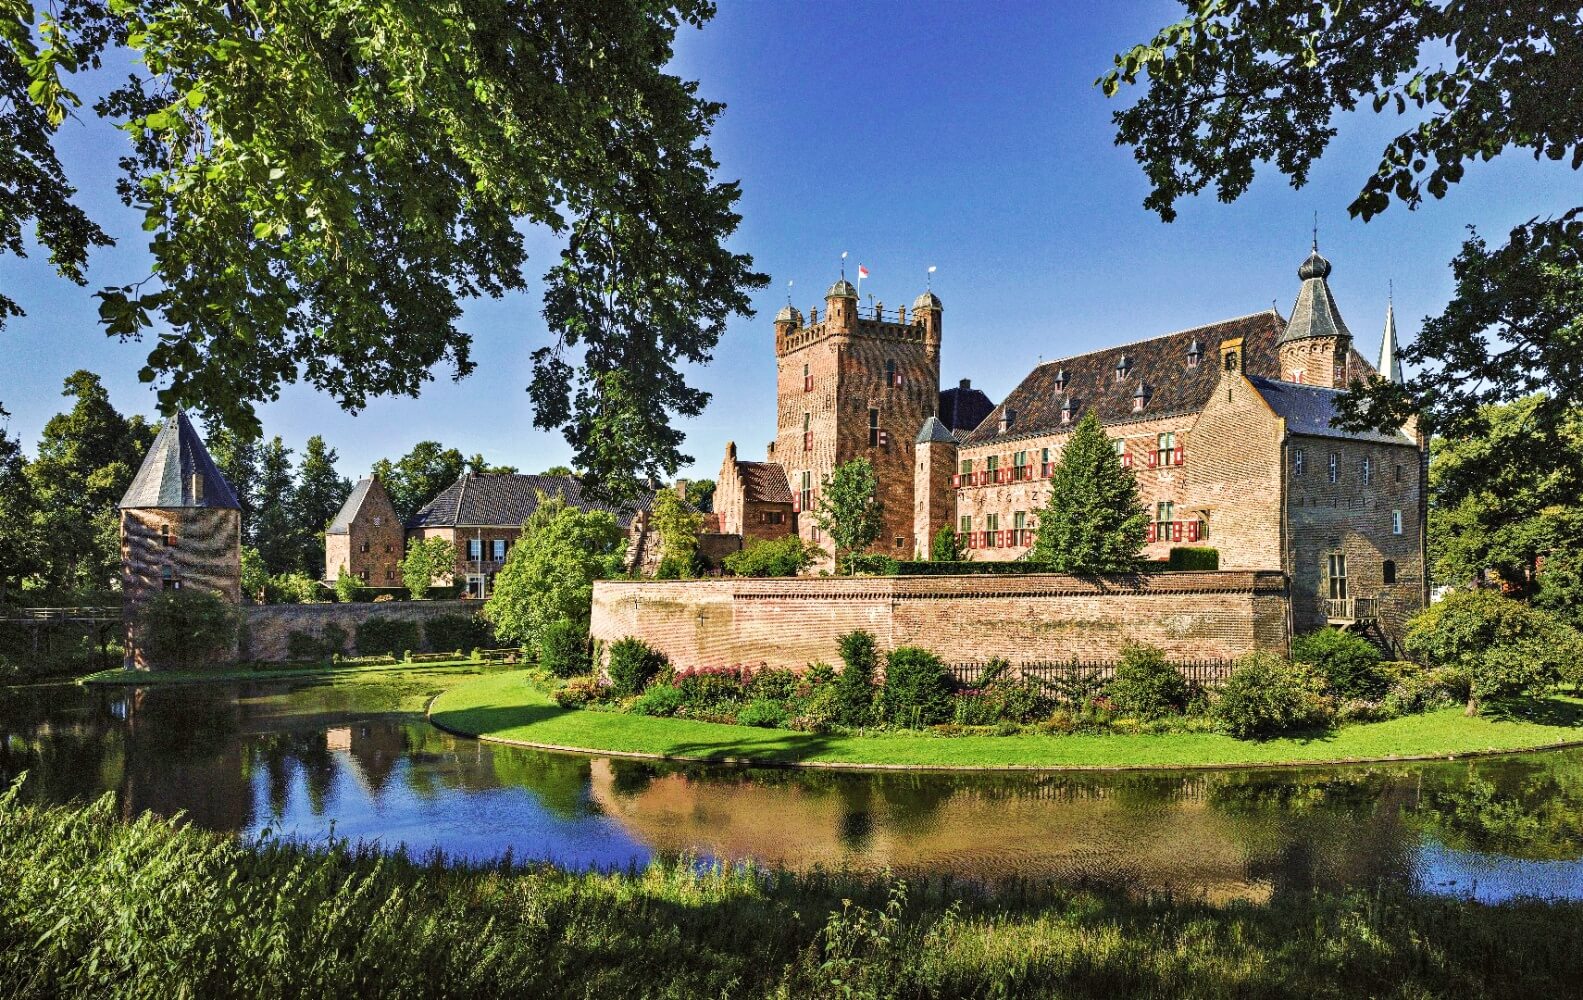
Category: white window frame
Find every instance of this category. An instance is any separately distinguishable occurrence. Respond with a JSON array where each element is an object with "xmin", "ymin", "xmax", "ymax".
[{"xmin": 1392, "ymin": 510, "xmax": 1403, "ymax": 535}]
